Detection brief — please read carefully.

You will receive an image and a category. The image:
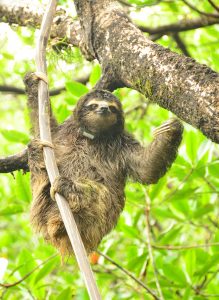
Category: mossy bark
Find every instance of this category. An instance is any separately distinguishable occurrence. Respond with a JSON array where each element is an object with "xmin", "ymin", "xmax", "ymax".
[{"xmin": 75, "ymin": 0, "xmax": 219, "ymax": 143}]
